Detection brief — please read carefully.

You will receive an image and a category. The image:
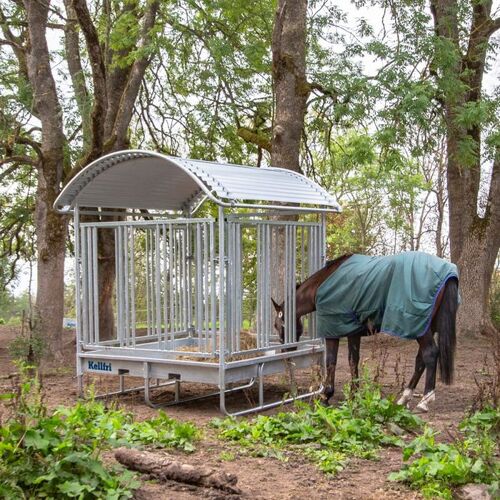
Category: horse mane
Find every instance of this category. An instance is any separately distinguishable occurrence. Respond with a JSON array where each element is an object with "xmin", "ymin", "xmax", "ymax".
[
  {"xmin": 324, "ymin": 253, "xmax": 354, "ymax": 269},
  {"xmin": 296, "ymin": 253, "xmax": 353, "ymax": 294}
]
